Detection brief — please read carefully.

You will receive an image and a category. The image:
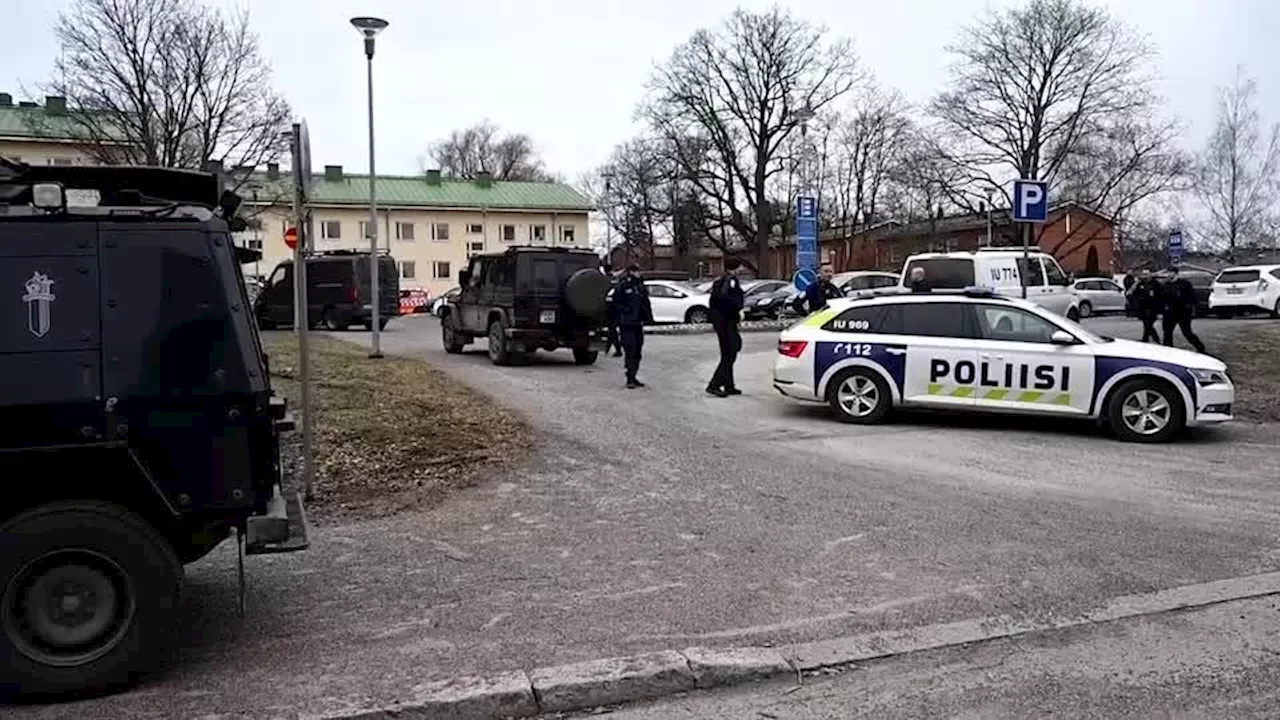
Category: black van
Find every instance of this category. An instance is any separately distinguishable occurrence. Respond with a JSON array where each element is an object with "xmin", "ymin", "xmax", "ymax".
[{"xmin": 254, "ymin": 250, "xmax": 400, "ymax": 330}]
